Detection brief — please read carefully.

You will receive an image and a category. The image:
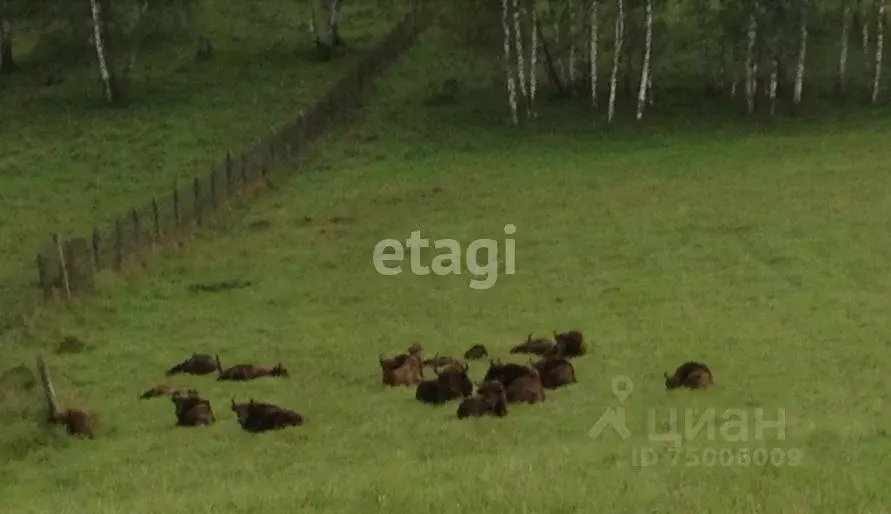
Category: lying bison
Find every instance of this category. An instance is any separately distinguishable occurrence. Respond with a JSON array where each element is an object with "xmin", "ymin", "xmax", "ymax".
[
  {"xmin": 550, "ymin": 330, "xmax": 586, "ymax": 358},
  {"xmin": 415, "ymin": 363, "xmax": 473, "ymax": 405},
  {"xmin": 139, "ymin": 385, "xmax": 179, "ymax": 399},
  {"xmin": 463, "ymin": 344, "xmax": 488, "ymax": 360},
  {"xmin": 664, "ymin": 361, "xmax": 713, "ymax": 390},
  {"xmin": 380, "ymin": 344, "xmax": 424, "ymax": 386},
  {"xmin": 216, "ymin": 355, "xmax": 289, "ymax": 381},
  {"xmin": 530, "ymin": 357, "xmax": 577, "ymax": 389},
  {"xmin": 422, "ymin": 354, "xmax": 463, "ymax": 371},
  {"xmin": 510, "ymin": 333, "xmax": 556, "ymax": 356},
  {"xmin": 231, "ymin": 398, "xmax": 304, "ymax": 432},
  {"xmin": 171, "ymin": 390, "xmax": 215, "ymax": 426},
  {"xmin": 165, "ymin": 353, "xmax": 219, "ymax": 376},
  {"xmin": 50, "ymin": 409, "xmax": 94, "ymax": 439},
  {"xmin": 483, "ymin": 360, "xmax": 545, "ymax": 404},
  {"xmin": 457, "ymin": 379, "xmax": 508, "ymax": 419}
]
